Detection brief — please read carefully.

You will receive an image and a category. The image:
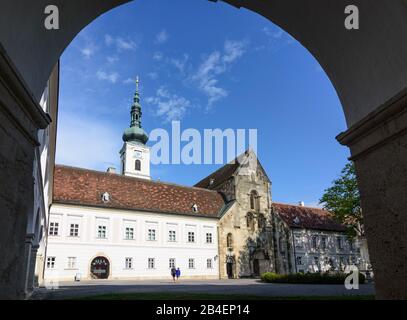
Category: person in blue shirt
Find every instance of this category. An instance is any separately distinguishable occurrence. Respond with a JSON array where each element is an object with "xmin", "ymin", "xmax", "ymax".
[{"xmin": 176, "ymin": 267, "xmax": 181, "ymax": 281}]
